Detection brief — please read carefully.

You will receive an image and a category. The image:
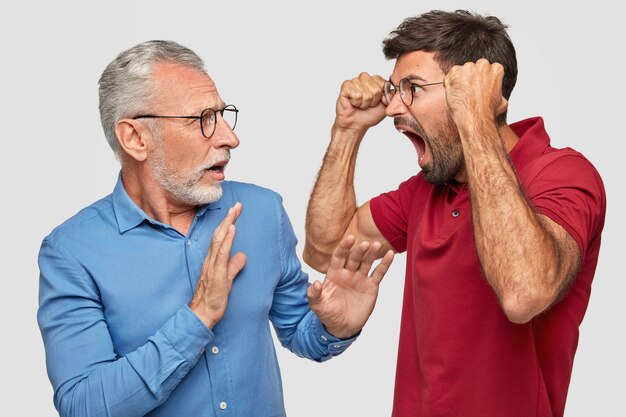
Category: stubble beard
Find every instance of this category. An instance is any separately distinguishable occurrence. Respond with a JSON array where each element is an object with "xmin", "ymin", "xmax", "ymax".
[{"xmin": 400, "ymin": 114, "xmax": 464, "ymax": 186}]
